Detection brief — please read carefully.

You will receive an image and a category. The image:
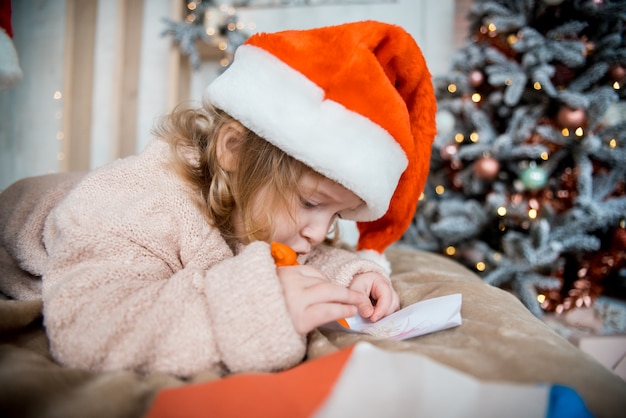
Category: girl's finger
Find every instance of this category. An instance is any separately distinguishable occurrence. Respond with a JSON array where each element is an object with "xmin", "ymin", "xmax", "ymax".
[
  {"xmin": 300, "ymin": 282, "xmax": 367, "ymax": 307},
  {"xmin": 303, "ymin": 302, "xmax": 359, "ymax": 330}
]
